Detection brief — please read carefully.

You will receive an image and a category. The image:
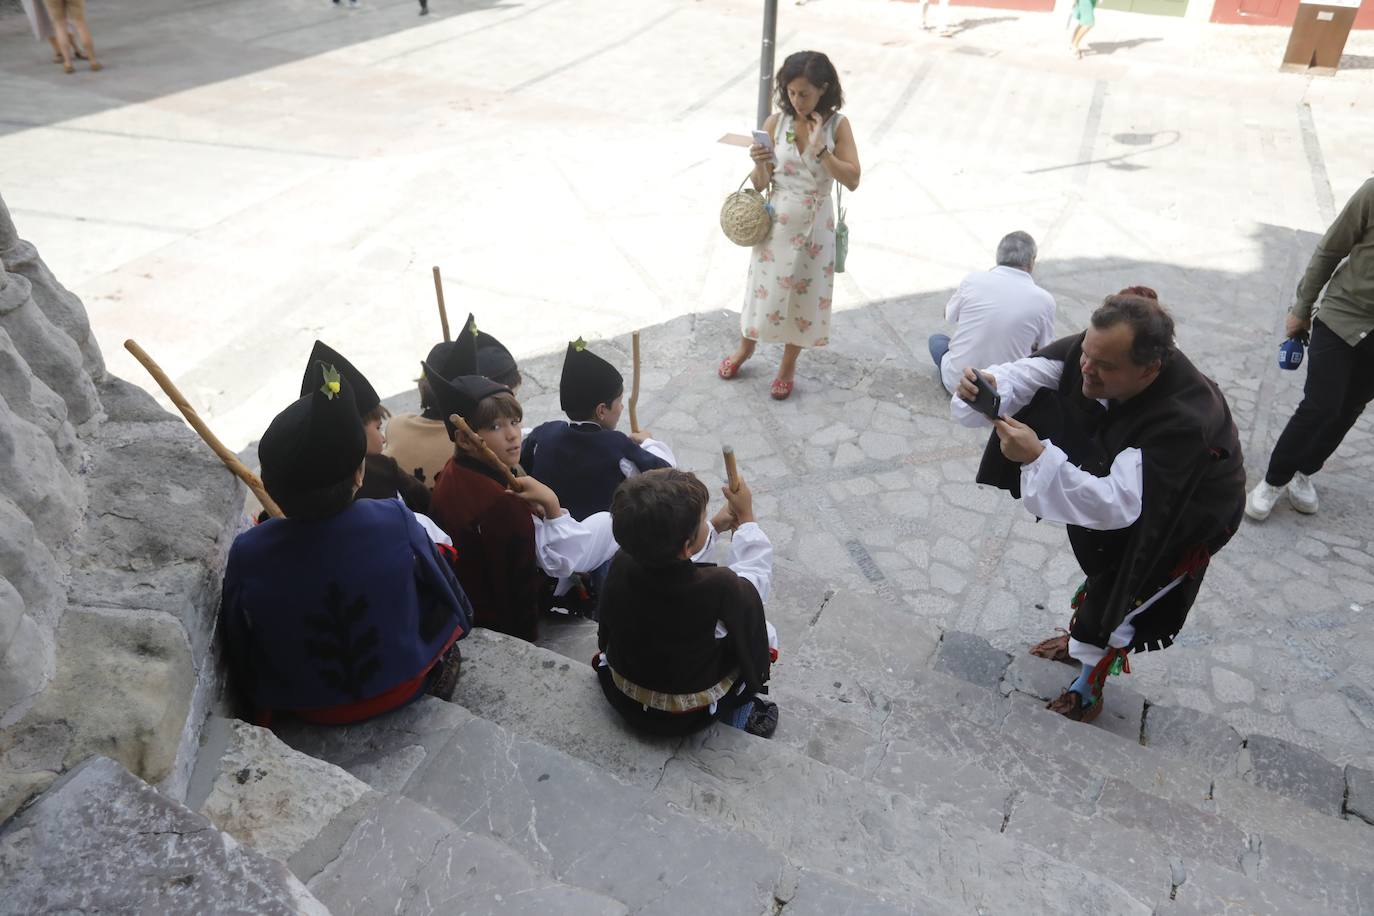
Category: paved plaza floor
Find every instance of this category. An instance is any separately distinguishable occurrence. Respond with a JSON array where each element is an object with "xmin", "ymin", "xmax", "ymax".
[{"xmin": 3, "ymin": 0, "xmax": 1374, "ymax": 768}]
